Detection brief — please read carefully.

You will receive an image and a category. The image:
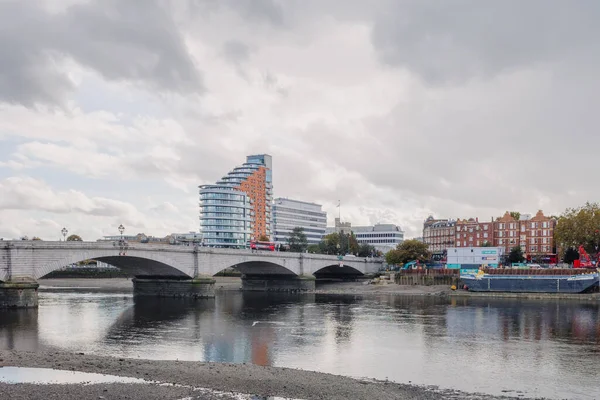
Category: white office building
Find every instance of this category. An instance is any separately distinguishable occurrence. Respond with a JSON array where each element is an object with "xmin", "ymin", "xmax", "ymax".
[
  {"xmin": 273, "ymin": 198, "xmax": 327, "ymax": 246},
  {"xmin": 350, "ymin": 223, "xmax": 405, "ymax": 254}
]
